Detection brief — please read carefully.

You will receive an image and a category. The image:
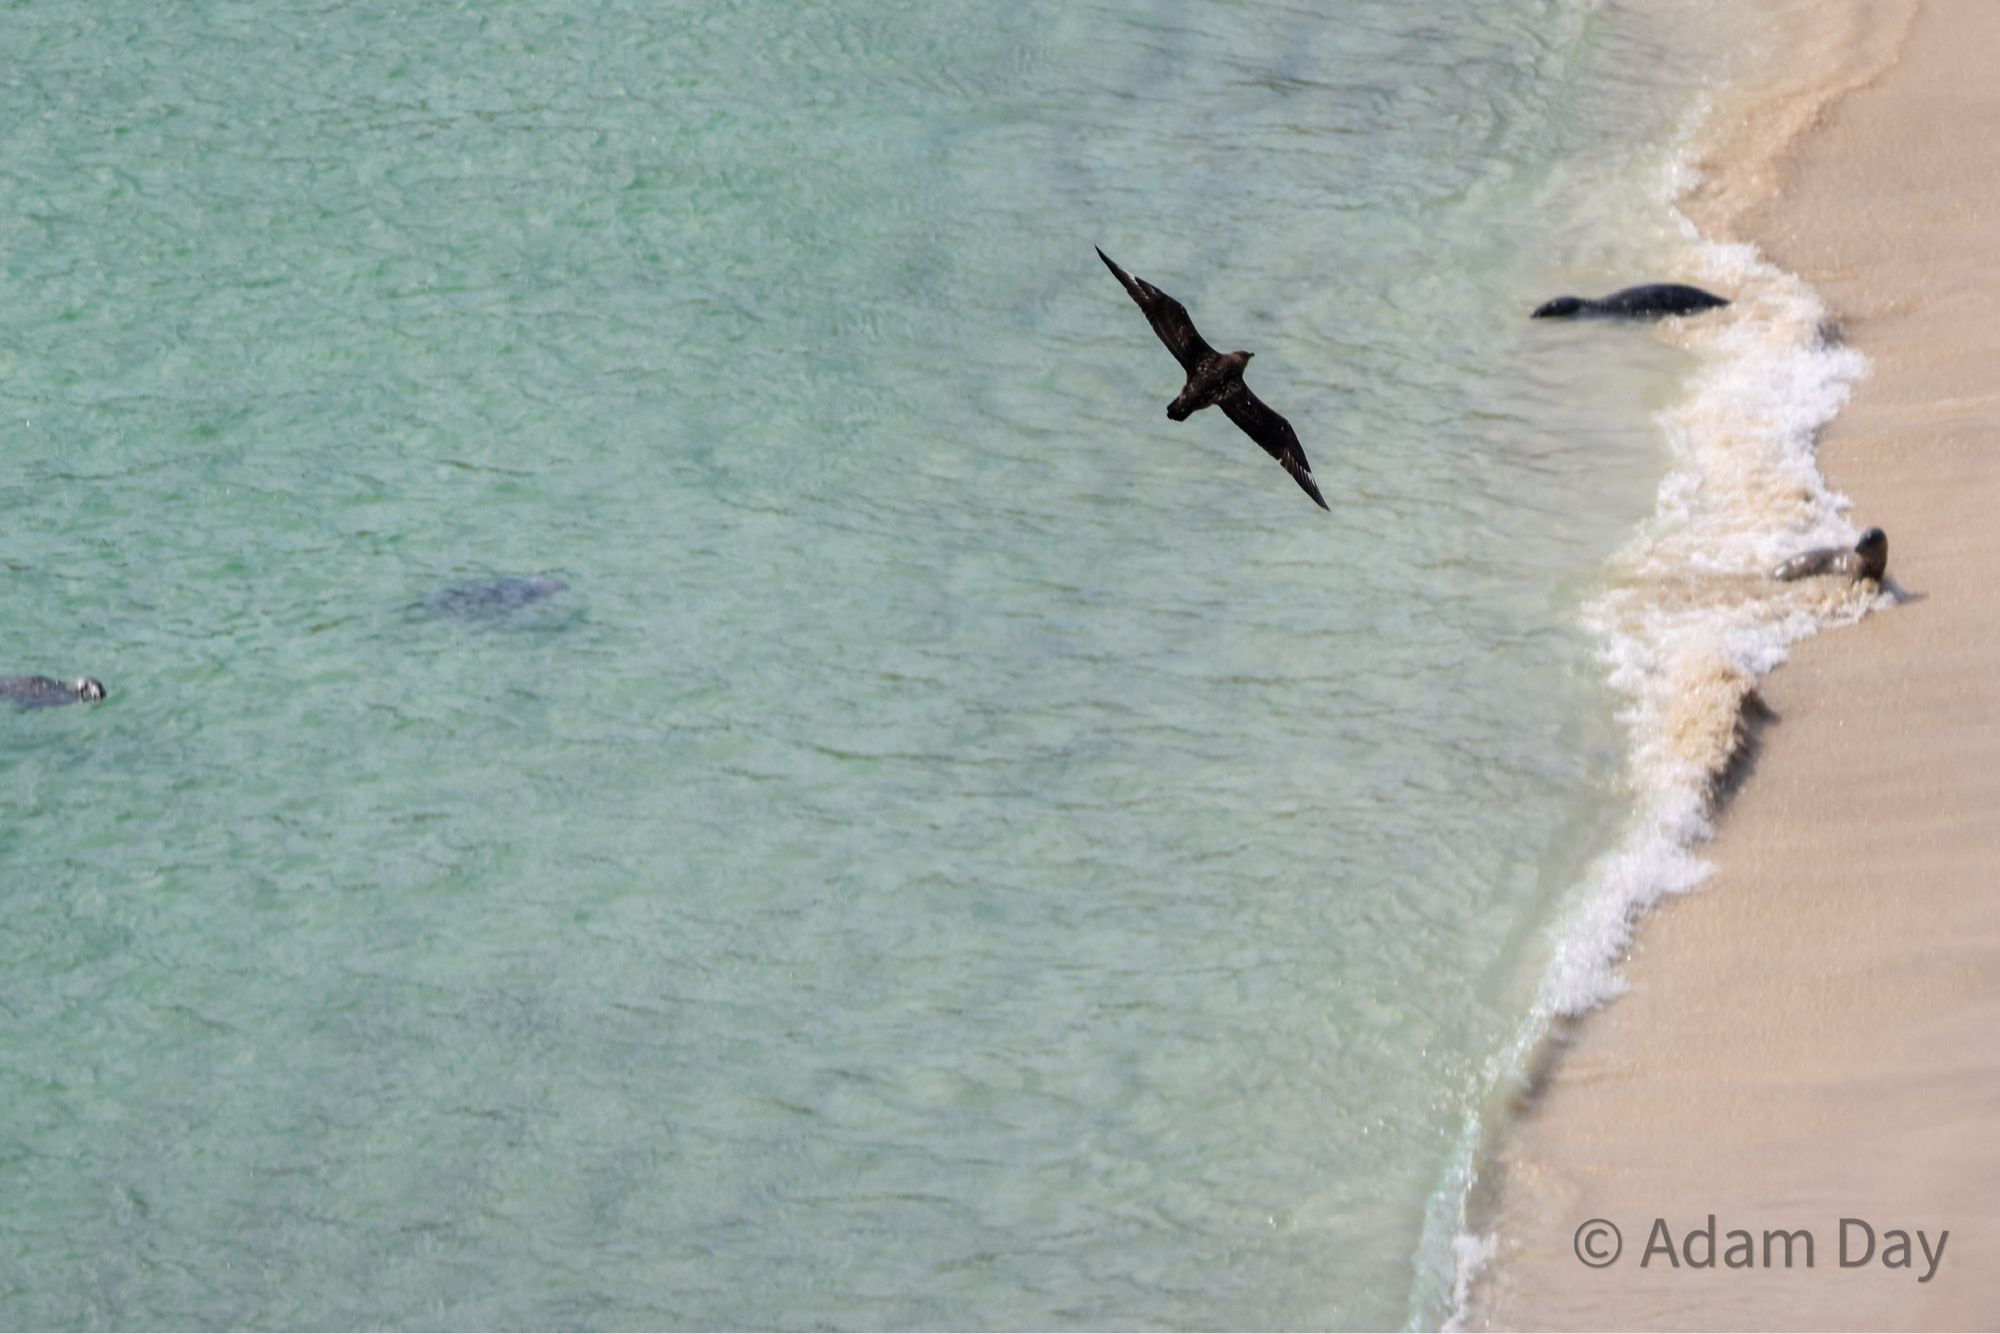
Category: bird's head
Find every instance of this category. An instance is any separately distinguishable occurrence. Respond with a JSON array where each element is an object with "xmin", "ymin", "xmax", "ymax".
[
  {"xmin": 1532, "ymin": 296, "xmax": 1585, "ymax": 319},
  {"xmin": 73, "ymin": 677, "xmax": 106, "ymax": 702}
]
